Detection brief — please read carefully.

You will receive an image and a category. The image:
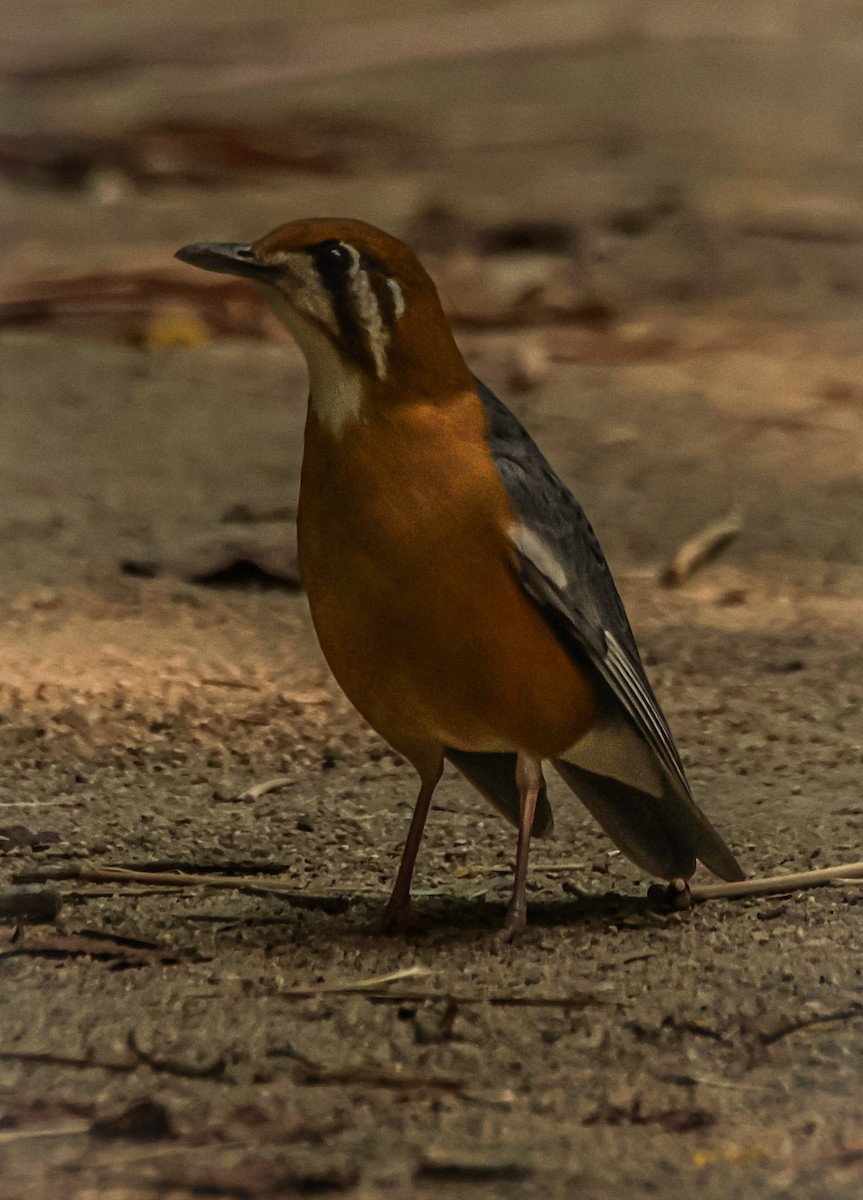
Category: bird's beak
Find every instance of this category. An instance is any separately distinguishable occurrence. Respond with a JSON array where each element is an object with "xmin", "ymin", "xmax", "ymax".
[{"xmin": 174, "ymin": 242, "xmax": 278, "ymax": 282}]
